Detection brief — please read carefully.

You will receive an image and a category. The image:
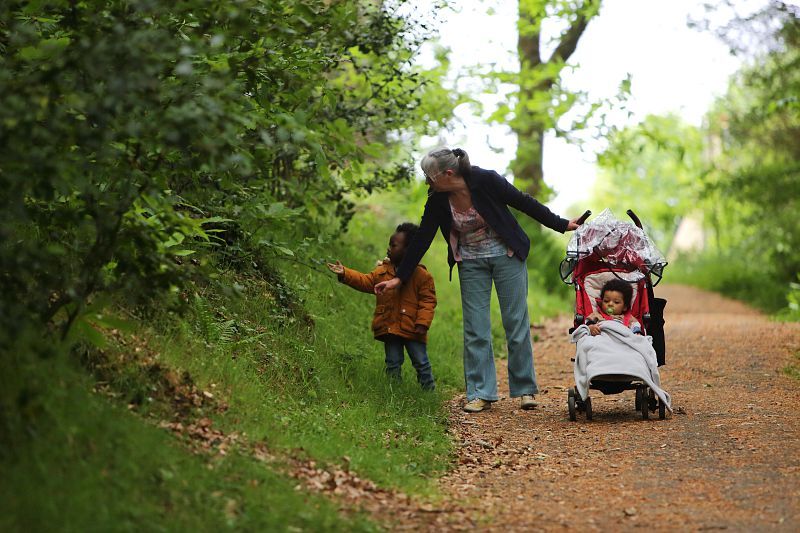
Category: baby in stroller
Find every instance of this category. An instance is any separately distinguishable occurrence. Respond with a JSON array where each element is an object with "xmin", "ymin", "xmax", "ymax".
[
  {"xmin": 587, "ymin": 278, "xmax": 642, "ymax": 335},
  {"xmin": 560, "ymin": 209, "xmax": 671, "ymax": 421}
]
